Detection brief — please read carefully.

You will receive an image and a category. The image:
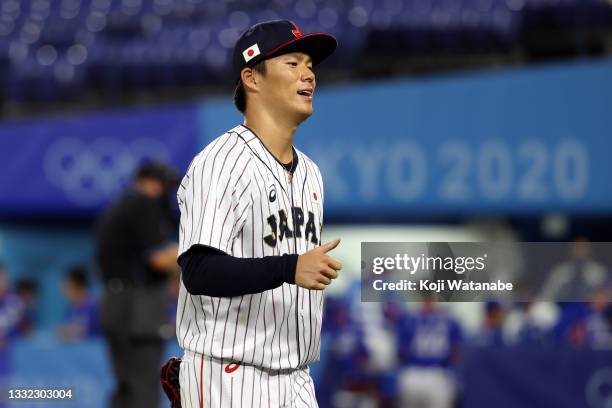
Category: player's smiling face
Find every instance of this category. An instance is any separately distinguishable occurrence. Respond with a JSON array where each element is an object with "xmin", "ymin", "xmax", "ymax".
[{"xmin": 258, "ymin": 52, "xmax": 315, "ymax": 121}]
